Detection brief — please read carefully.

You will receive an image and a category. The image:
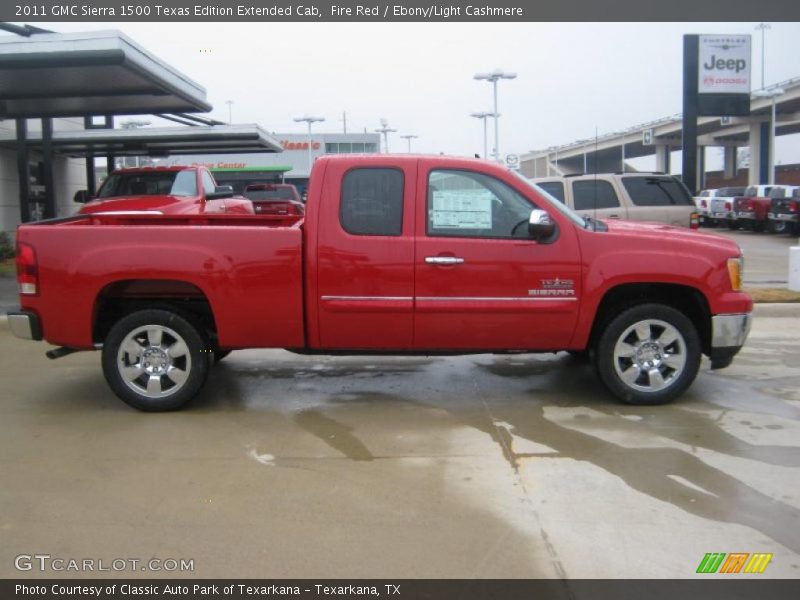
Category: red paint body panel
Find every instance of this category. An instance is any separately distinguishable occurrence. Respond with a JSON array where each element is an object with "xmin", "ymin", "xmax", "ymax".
[{"xmin": 17, "ymin": 155, "xmax": 751, "ymax": 356}]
